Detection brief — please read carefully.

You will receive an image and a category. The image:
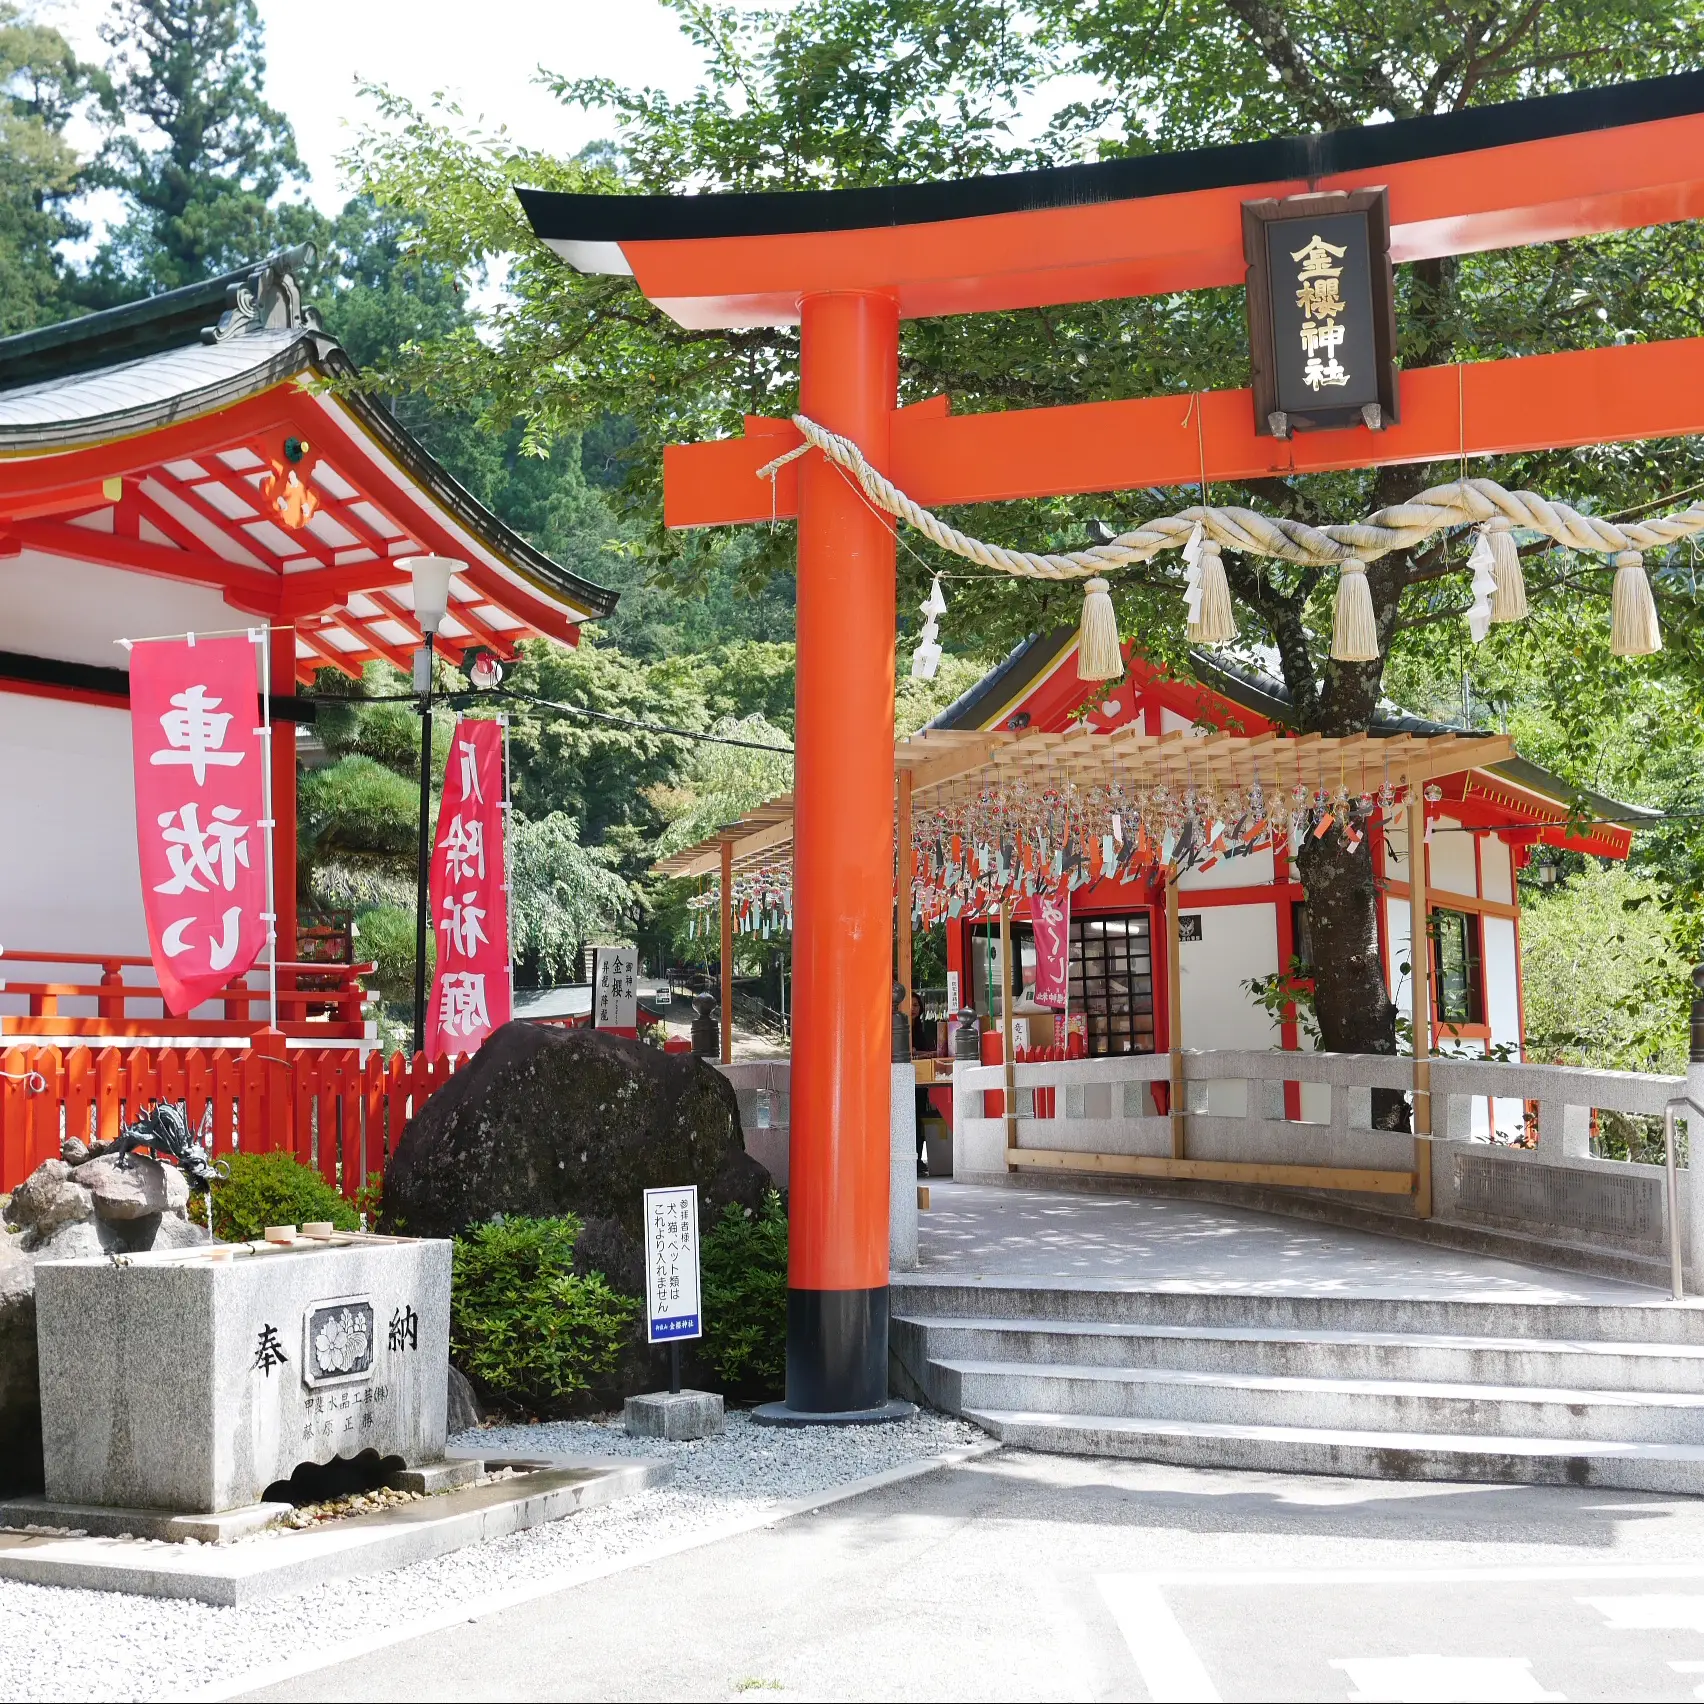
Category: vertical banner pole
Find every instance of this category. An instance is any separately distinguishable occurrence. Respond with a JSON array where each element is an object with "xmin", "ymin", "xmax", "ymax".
[
  {"xmin": 1408, "ymin": 787, "xmax": 1434, "ymax": 1216},
  {"xmin": 1167, "ymin": 871, "xmax": 1184, "ymax": 1160},
  {"xmin": 256, "ymin": 626, "xmax": 278, "ymax": 1032}
]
